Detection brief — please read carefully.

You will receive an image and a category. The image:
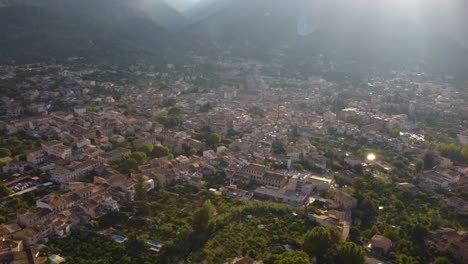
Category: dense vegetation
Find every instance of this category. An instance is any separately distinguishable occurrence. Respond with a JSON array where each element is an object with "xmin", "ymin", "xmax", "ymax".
[
  {"xmin": 112, "ymin": 152, "xmax": 147, "ymax": 174},
  {"xmin": 435, "ymin": 143, "xmax": 468, "ymax": 165},
  {"xmin": 0, "ymin": 134, "xmax": 42, "ymax": 160},
  {"xmin": 309, "ymin": 129, "xmax": 467, "ymax": 263},
  {"xmin": 157, "ymin": 107, "xmax": 183, "ymax": 129},
  {"xmin": 350, "ymin": 176, "xmax": 465, "ymax": 263},
  {"xmin": 45, "ymin": 183, "xmax": 324, "ymax": 263},
  {"xmin": 193, "ymin": 125, "xmax": 224, "ymax": 149}
]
